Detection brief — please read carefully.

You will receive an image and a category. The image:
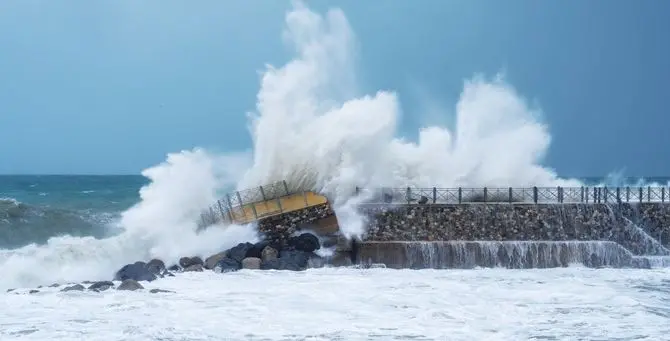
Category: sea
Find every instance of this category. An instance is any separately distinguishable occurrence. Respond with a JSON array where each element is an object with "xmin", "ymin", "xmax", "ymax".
[{"xmin": 1, "ymin": 175, "xmax": 670, "ymax": 340}]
